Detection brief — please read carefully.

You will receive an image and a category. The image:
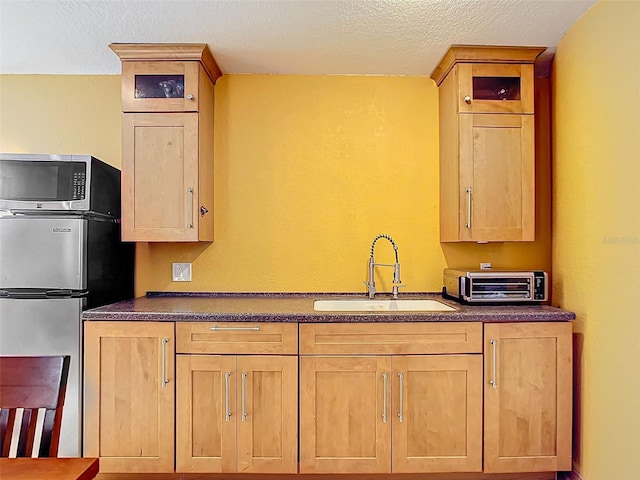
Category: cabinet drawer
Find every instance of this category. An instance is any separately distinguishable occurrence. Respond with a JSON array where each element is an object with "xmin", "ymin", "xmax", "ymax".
[
  {"xmin": 176, "ymin": 322, "xmax": 298, "ymax": 354},
  {"xmin": 300, "ymin": 322, "xmax": 482, "ymax": 355},
  {"xmin": 121, "ymin": 61, "xmax": 201, "ymax": 112}
]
